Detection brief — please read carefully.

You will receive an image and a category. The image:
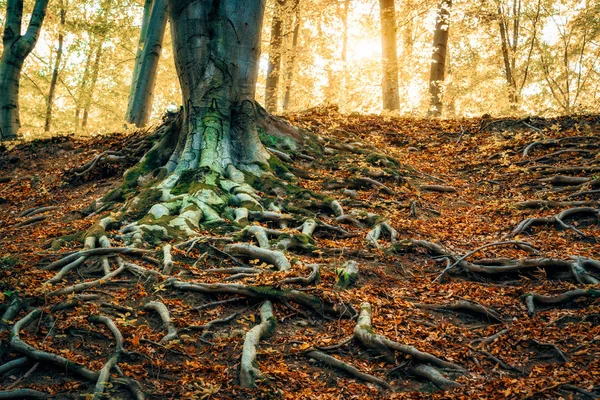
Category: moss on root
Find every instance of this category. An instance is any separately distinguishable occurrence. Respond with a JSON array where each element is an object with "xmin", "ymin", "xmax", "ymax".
[{"xmin": 171, "ymin": 167, "xmax": 223, "ymax": 196}]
